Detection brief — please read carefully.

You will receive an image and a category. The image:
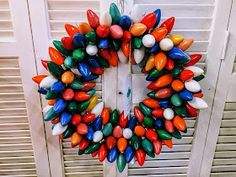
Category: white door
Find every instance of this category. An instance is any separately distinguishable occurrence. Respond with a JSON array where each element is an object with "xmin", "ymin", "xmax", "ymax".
[{"xmin": 0, "ymin": 0, "xmax": 50, "ymax": 176}]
